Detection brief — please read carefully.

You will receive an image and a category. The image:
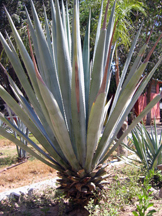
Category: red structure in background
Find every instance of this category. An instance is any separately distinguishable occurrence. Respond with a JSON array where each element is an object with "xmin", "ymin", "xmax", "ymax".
[{"xmin": 134, "ymin": 79, "xmax": 162, "ymax": 124}]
